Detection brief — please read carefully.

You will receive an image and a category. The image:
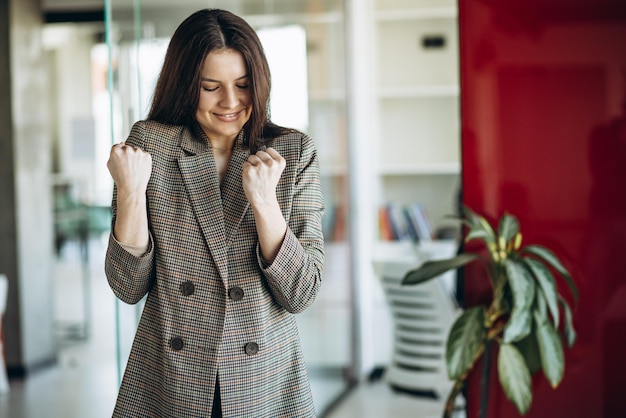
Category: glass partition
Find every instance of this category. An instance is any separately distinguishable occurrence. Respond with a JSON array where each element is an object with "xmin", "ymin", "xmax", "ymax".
[{"xmin": 104, "ymin": 0, "xmax": 352, "ymax": 414}]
